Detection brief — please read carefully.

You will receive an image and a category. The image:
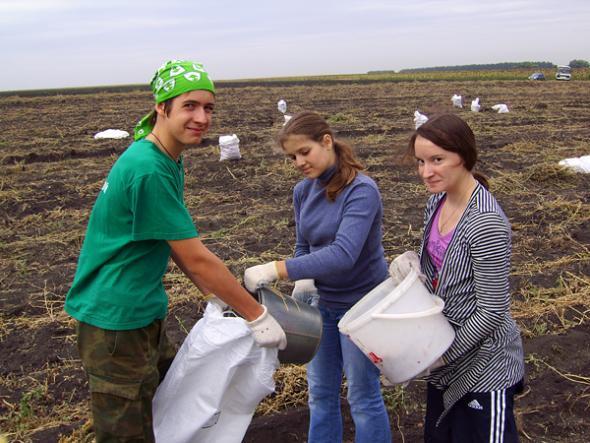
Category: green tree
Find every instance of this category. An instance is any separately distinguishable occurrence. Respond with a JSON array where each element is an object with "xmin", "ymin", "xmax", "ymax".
[{"xmin": 568, "ymin": 59, "xmax": 590, "ymax": 68}]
